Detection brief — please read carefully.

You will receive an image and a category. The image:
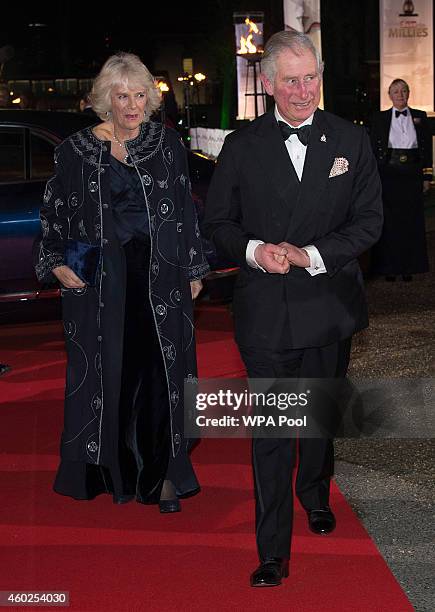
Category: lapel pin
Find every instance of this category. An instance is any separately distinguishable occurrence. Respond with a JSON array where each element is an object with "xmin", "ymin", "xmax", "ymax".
[{"xmin": 320, "ymin": 134, "xmax": 327, "ymax": 142}]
